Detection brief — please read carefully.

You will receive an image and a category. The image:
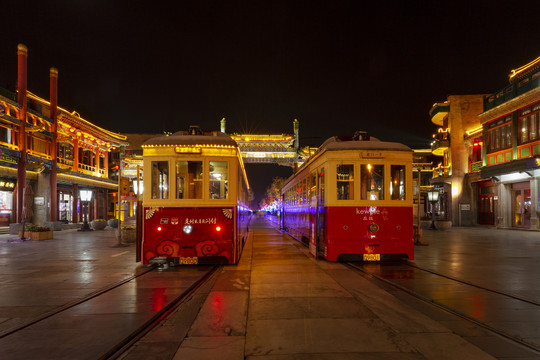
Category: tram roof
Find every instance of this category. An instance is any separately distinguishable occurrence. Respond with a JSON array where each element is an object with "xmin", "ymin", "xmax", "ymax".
[
  {"xmin": 142, "ymin": 128, "xmax": 237, "ymax": 148},
  {"xmin": 290, "ymin": 133, "xmax": 412, "ymax": 177},
  {"xmin": 318, "ymin": 135, "xmax": 411, "ymax": 152}
]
